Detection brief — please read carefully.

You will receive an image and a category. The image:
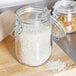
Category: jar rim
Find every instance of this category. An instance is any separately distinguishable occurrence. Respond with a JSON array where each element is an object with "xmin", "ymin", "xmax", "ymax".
[{"xmin": 16, "ymin": 6, "xmax": 50, "ymax": 24}]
